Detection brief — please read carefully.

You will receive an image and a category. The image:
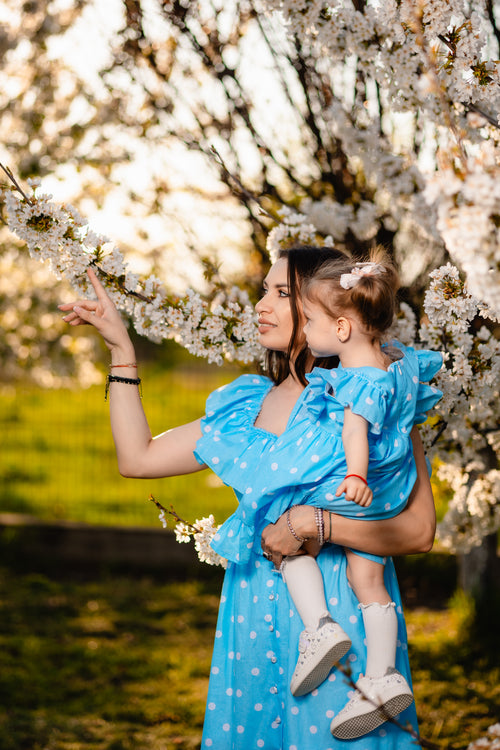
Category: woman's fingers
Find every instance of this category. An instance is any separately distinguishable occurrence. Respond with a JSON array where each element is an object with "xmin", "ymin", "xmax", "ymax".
[
  {"xmin": 58, "ymin": 267, "xmax": 110, "ymax": 317},
  {"xmin": 86, "ymin": 266, "xmax": 111, "ymax": 303},
  {"xmin": 61, "ymin": 311, "xmax": 84, "ymax": 325},
  {"xmin": 59, "ymin": 299, "xmax": 99, "ymax": 325},
  {"xmin": 261, "ymin": 518, "xmax": 303, "ymax": 558},
  {"xmin": 62, "ymin": 309, "xmax": 92, "ymax": 326},
  {"xmin": 59, "ymin": 268, "xmax": 133, "ymax": 352},
  {"xmin": 71, "ymin": 304, "xmax": 96, "ymax": 324}
]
